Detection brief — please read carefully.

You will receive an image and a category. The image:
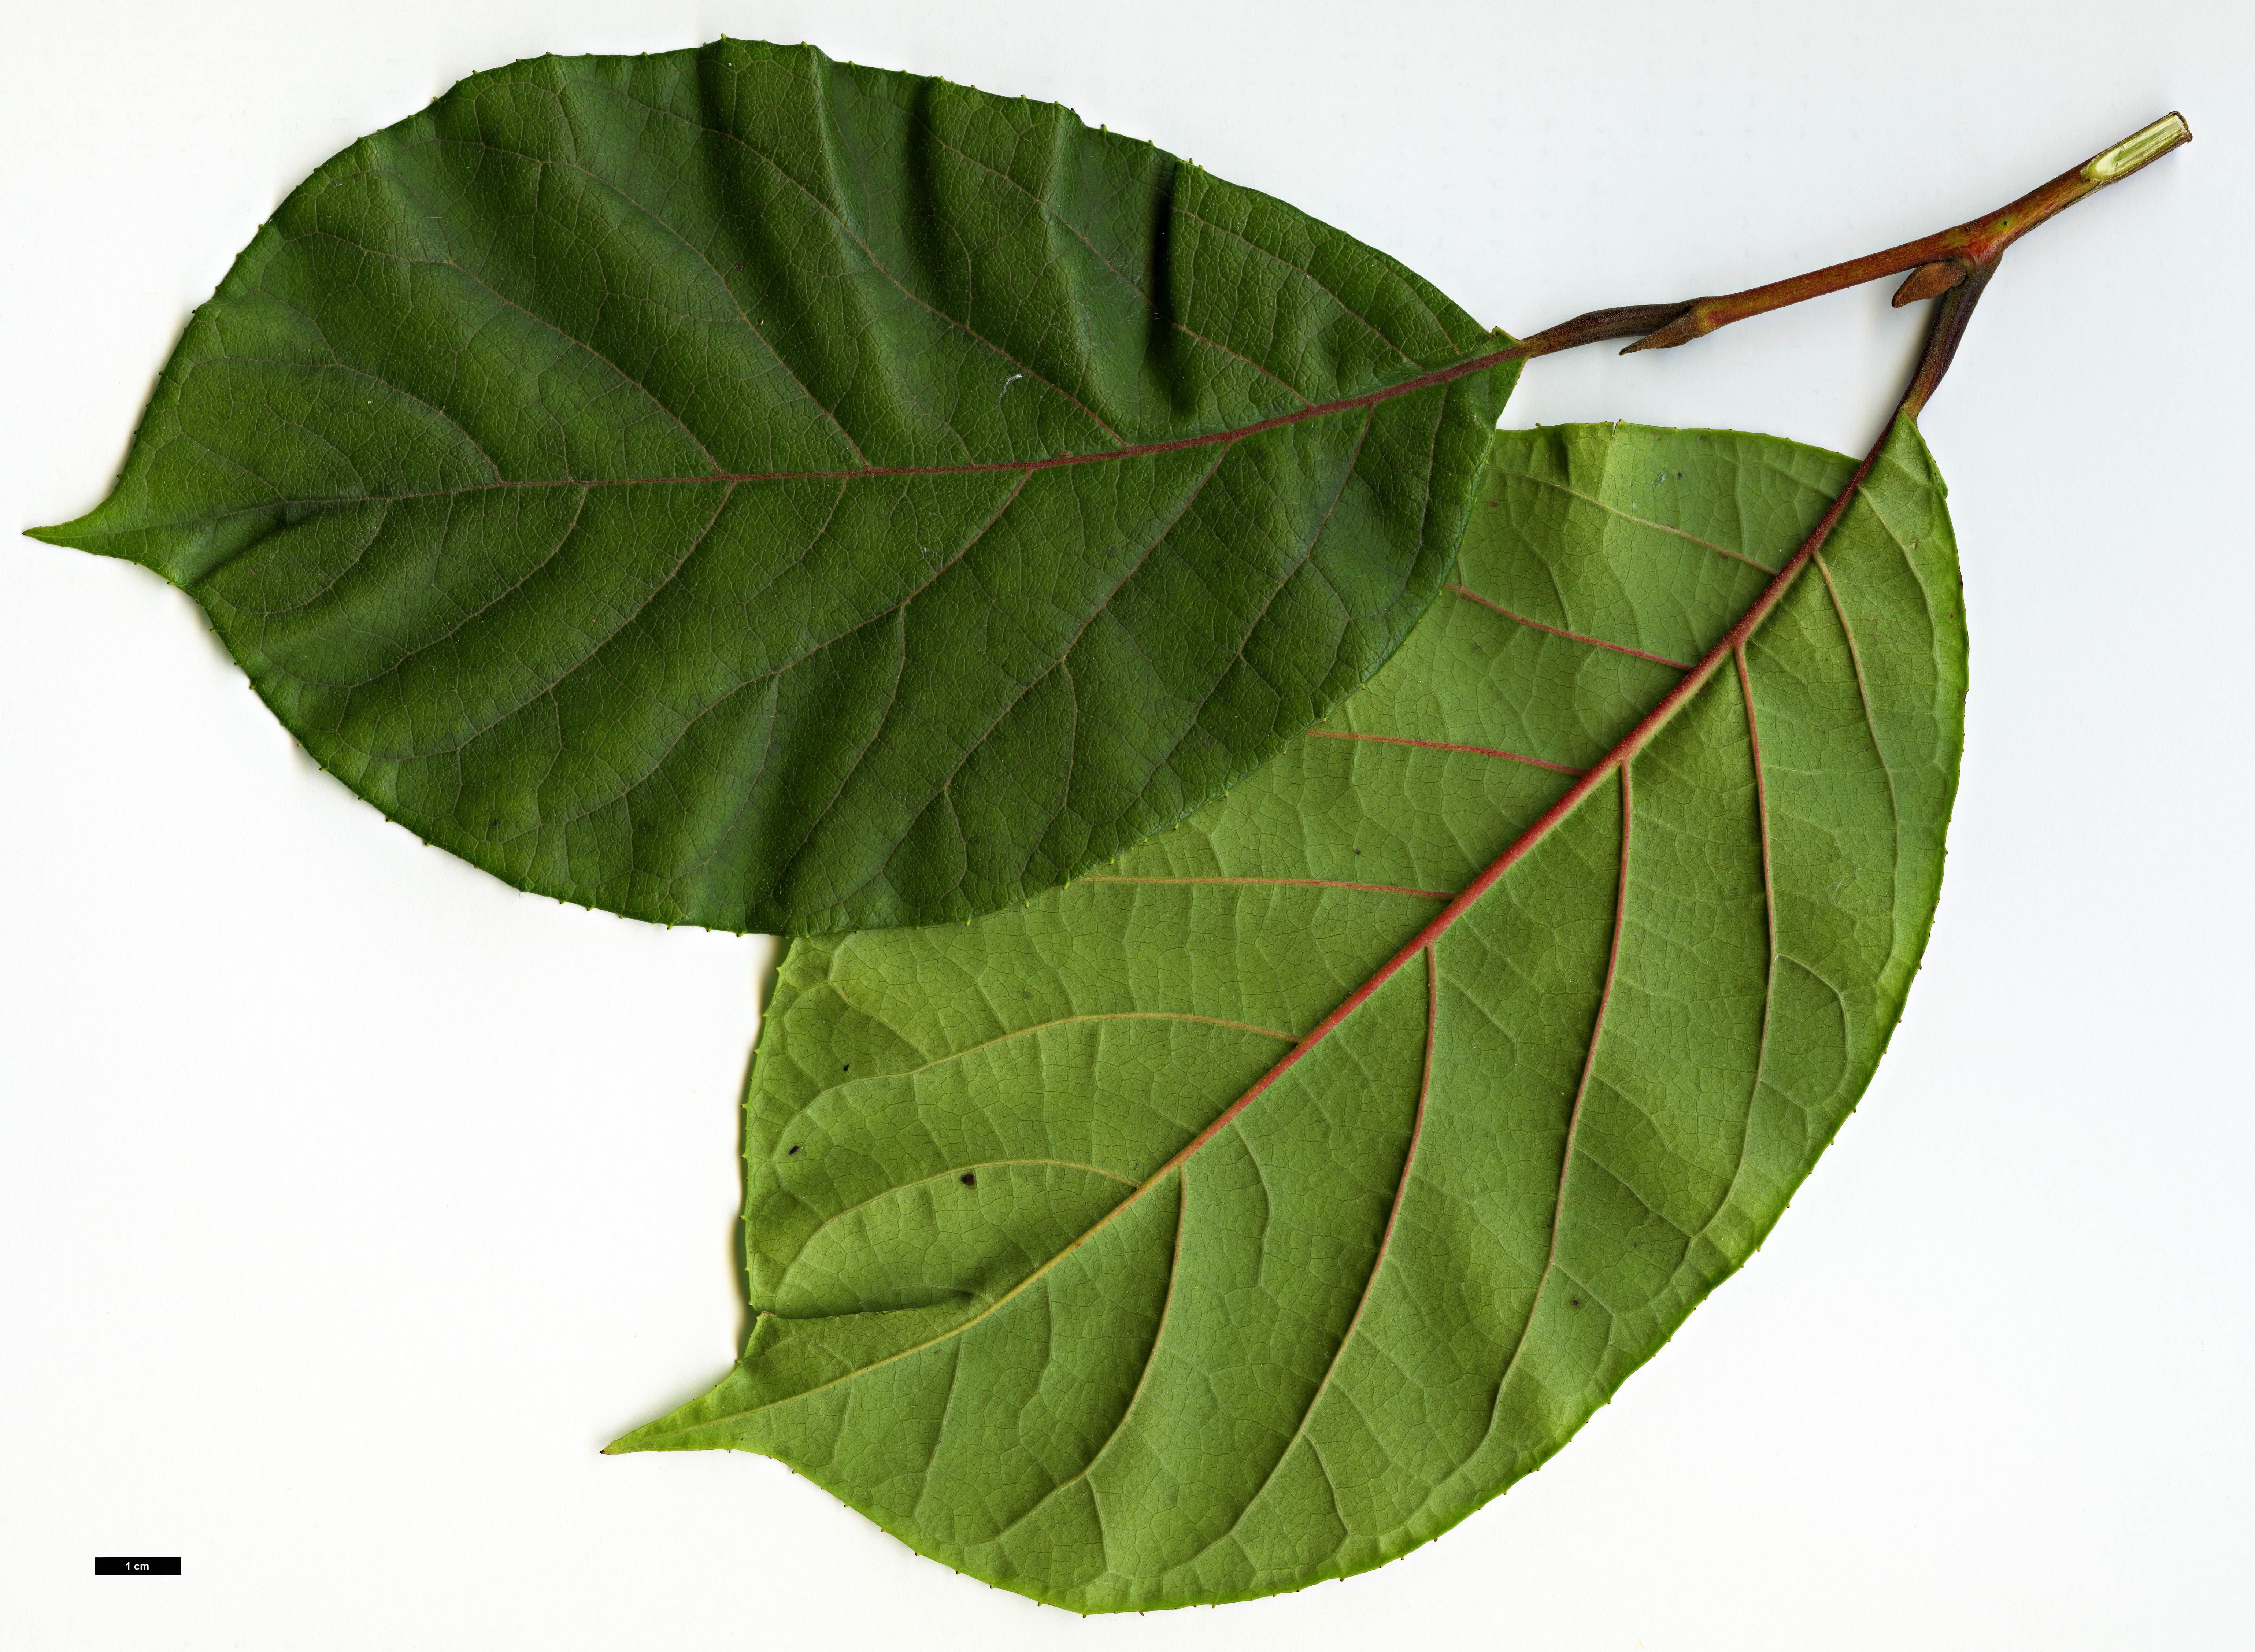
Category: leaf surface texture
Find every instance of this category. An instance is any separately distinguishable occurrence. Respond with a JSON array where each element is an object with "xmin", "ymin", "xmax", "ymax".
[
  {"xmin": 33, "ymin": 40, "xmax": 1510, "ymax": 931},
  {"xmin": 614, "ymin": 418, "xmax": 1968, "ymax": 1607}
]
